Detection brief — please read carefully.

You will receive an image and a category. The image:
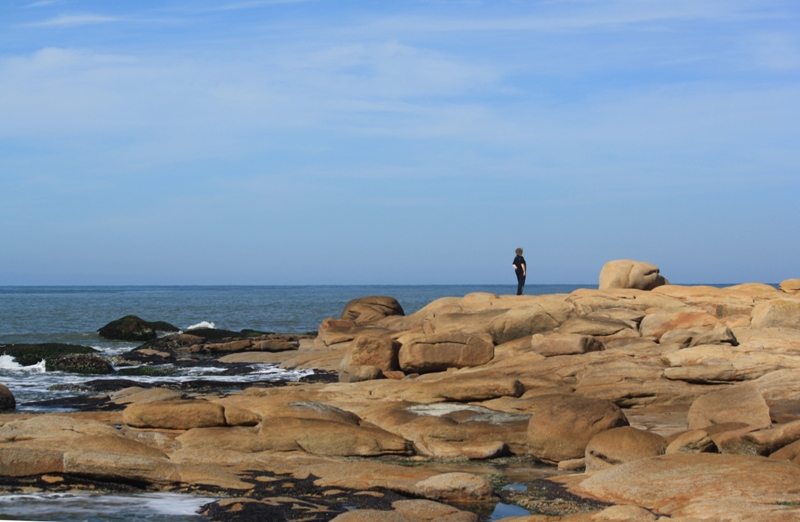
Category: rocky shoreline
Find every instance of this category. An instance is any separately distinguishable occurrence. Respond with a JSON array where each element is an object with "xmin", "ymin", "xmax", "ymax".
[{"xmin": 2, "ymin": 260, "xmax": 800, "ymax": 521}]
